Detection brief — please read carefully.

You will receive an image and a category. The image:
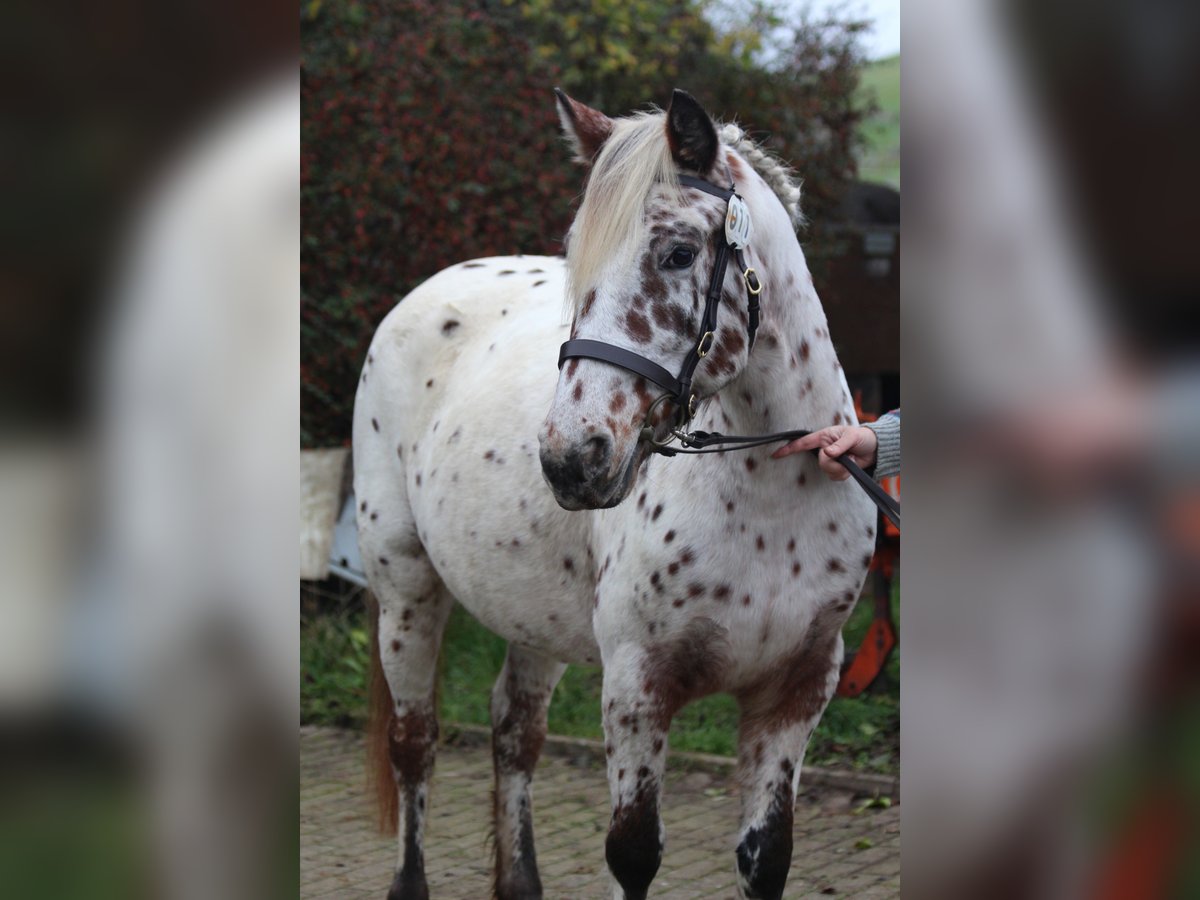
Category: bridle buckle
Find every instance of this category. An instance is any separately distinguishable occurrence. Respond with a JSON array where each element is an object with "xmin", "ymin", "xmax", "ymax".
[{"xmin": 743, "ymin": 267, "xmax": 762, "ymax": 296}]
